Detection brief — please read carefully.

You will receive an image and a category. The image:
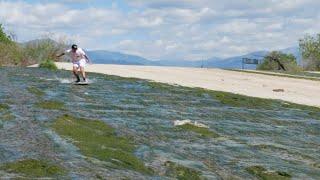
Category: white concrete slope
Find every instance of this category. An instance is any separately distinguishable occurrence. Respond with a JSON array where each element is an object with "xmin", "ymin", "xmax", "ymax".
[{"xmin": 54, "ymin": 62, "xmax": 320, "ymax": 107}]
